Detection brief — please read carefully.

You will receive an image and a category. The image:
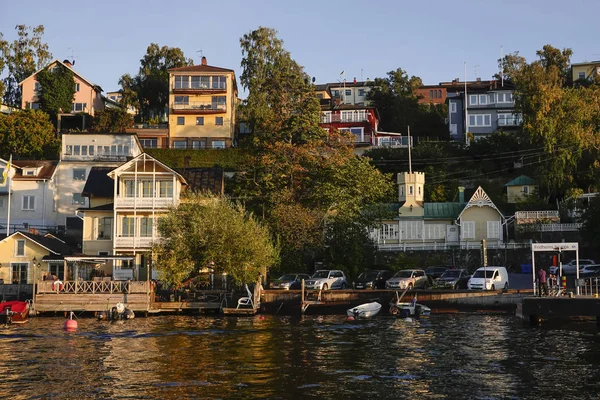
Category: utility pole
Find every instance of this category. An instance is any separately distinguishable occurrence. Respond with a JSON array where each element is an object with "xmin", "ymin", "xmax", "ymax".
[{"xmin": 464, "ymin": 62, "xmax": 469, "ymax": 145}]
